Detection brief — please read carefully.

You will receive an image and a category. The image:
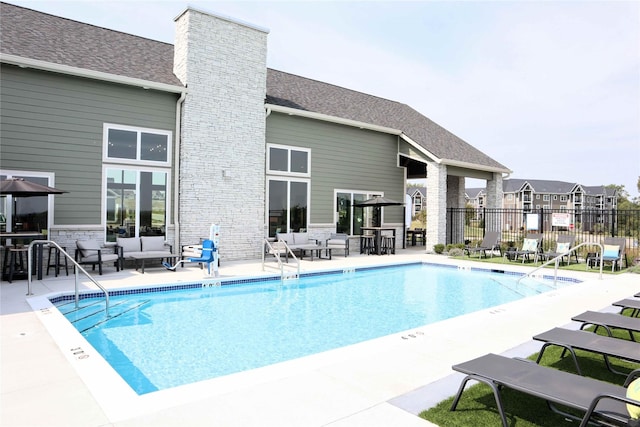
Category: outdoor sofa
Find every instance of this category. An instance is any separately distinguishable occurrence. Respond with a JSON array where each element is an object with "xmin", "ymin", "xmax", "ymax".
[{"xmin": 116, "ymin": 236, "xmax": 176, "ymax": 273}]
